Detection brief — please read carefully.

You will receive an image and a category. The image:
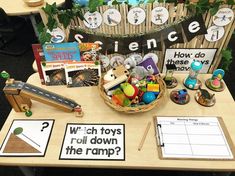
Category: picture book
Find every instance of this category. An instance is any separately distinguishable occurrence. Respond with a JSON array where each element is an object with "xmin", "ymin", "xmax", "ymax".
[
  {"xmin": 41, "ymin": 62, "xmax": 67, "ymax": 86},
  {"xmin": 43, "ymin": 42, "xmax": 80, "ymax": 62},
  {"xmin": 32, "ymin": 44, "xmax": 45, "ymax": 84},
  {"xmin": 65, "ymin": 62, "xmax": 101, "ymax": 87}
]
